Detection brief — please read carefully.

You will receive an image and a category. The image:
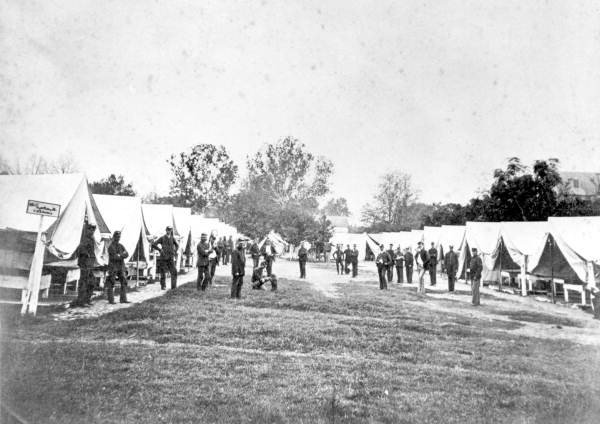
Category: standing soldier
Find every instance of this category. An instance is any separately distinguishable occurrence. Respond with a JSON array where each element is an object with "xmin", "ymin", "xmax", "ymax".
[
  {"xmin": 376, "ymin": 244, "xmax": 391, "ymax": 290},
  {"xmin": 415, "ymin": 242, "xmax": 430, "ymax": 295},
  {"xmin": 298, "ymin": 242, "xmax": 308, "ymax": 278},
  {"xmin": 428, "ymin": 242, "xmax": 438, "ymax": 286},
  {"xmin": 249, "ymin": 238, "xmax": 261, "ymax": 268},
  {"xmin": 230, "ymin": 238, "xmax": 246, "ymax": 298},
  {"xmin": 208, "ymin": 234, "xmax": 218, "ymax": 284},
  {"xmin": 351, "ymin": 244, "xmax": 359, "ymax": 277},
  {"xmin": 386, "ymin": 243, "xmax": 395, "ymax": 283},
  {"xmin": 216, "ymin": 237, "xmax": 224, "ymax": 265},
  {"xmin": 333, "ymin": 245, "xmax": 344, "ymax": 275},
  {"xmin": 444, "ymin": 245, "xmax": 459, "ymax": 292},
  {"xmin": 226, "ymin": 236, "xmax": 234, "ymax": 266},
  {"xmin": 196, "ymin": 233, "xmax": 213, "ymax": 291},
  {"xmin": 71, "ymin": 223, "xmax": 97, "ymax": 307},
  {"xmin": 395, "ymin": 245, "xmax": 404, "ymax": 283},
  {"xmin": 404, "ymin": 248, "xmax": 414, "ymax": 284},
  {"xmin": 106, "ymin": 231, "xmax": 129, "ymax": 304},
  {"xmin": 152, "ymin": 226, "xmax": 179, "ymax": 290},
  {"xmin": 261, "ymin": 239, "xmax": 275, "ymax": 276},
  {"xmin": 343, "ymin": 244, "xmax": 352, "ymax": 274},
  {"xmin": 469, "ymin": 248, "xmax": 483, "ymax": 306}
]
